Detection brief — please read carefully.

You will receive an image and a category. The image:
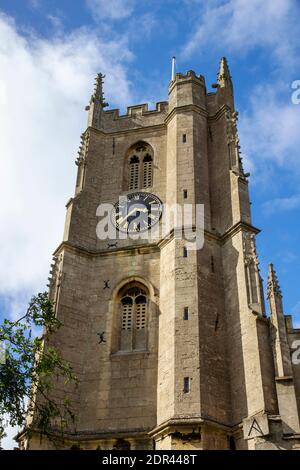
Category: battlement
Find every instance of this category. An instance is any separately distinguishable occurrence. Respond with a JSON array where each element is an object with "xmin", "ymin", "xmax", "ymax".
[
  {"xmin": 87, "ymin": 60, "xmax": 234, "ymax": 132},
  {"xmin": 169, "ymin": 70, "xmax": 206, "ymax": 92},
  {"xmin": 103, "ymin": 101, "xmax": 169, "ymax": 120},
  {"xmin": 92, "ymin": 100, "xmax": 169, "ymax": 133},
  {"xmin": 173, "ymin": 70, "xmax": 205, "ymax": 82}
]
